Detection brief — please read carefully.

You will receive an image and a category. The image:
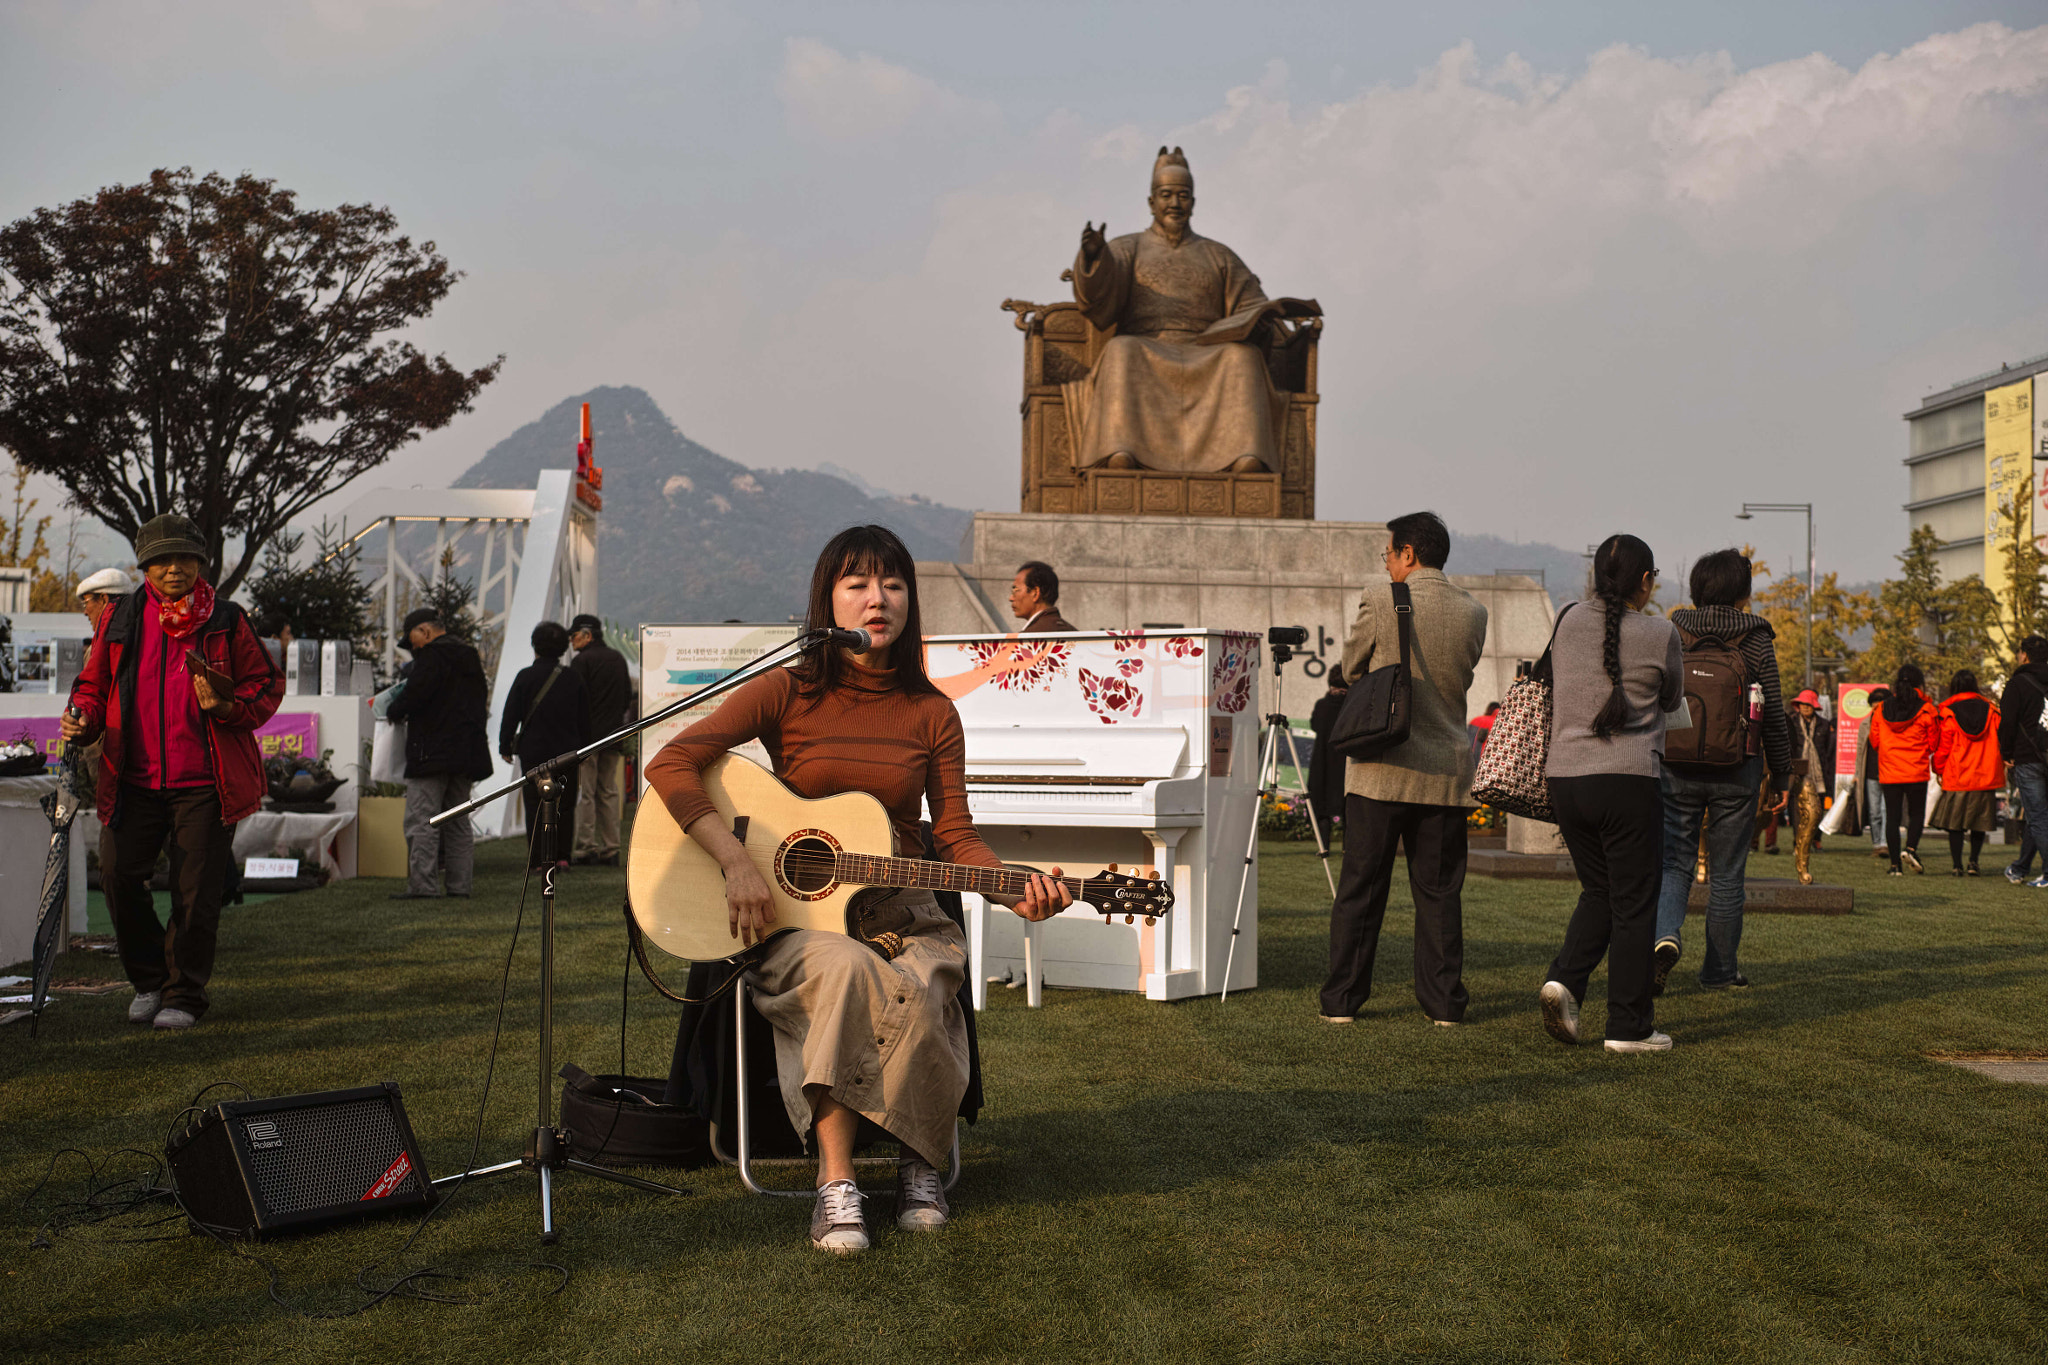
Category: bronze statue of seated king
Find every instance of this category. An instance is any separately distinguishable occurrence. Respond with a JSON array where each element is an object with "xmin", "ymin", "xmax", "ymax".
[{"xmin": 1003, "ymin": 147, "xmax": 1321, "ymax": 519}]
